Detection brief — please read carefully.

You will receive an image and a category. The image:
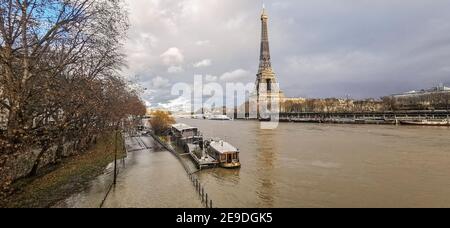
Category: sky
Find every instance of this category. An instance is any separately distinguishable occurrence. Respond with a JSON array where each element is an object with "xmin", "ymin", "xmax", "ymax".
[{"xmin": 121, "ymin": 0, "xmax": 450, "ymax": 109}]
